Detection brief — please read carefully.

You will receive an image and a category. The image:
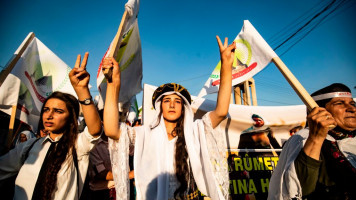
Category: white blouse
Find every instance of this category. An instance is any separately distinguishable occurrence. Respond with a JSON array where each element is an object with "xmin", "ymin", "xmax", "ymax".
[{"xmin": 0, "ymin": 127, "xmax": 100, "ymax": 200}]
